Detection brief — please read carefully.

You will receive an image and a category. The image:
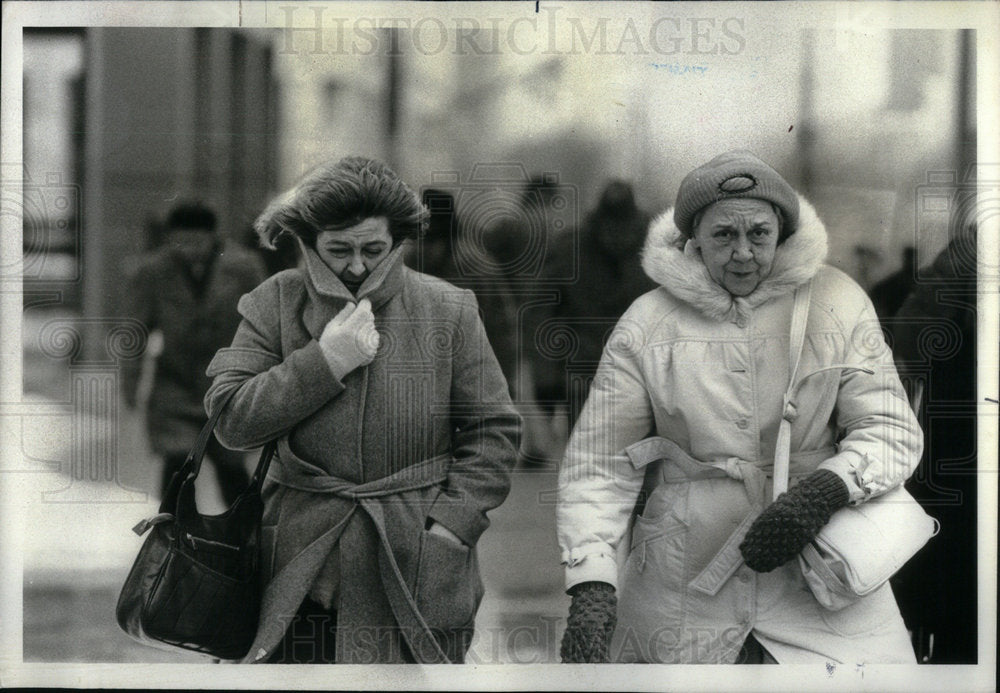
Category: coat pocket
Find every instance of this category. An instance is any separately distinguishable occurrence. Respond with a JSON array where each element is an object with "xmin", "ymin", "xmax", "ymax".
[
  {"xmin": 637, "ymin": 480, "xmax": 688, "ymax": 525},
  {"xmin": 413, "ymin": 530, "xmax": 481, "ymax": 631},
  {"xmin": 628, "ymin": 507, "xmax": 689, "ymax": 583},
  {"xmin": 617, "ymin": 511, "xmax": 689, "ymax": 662}
]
